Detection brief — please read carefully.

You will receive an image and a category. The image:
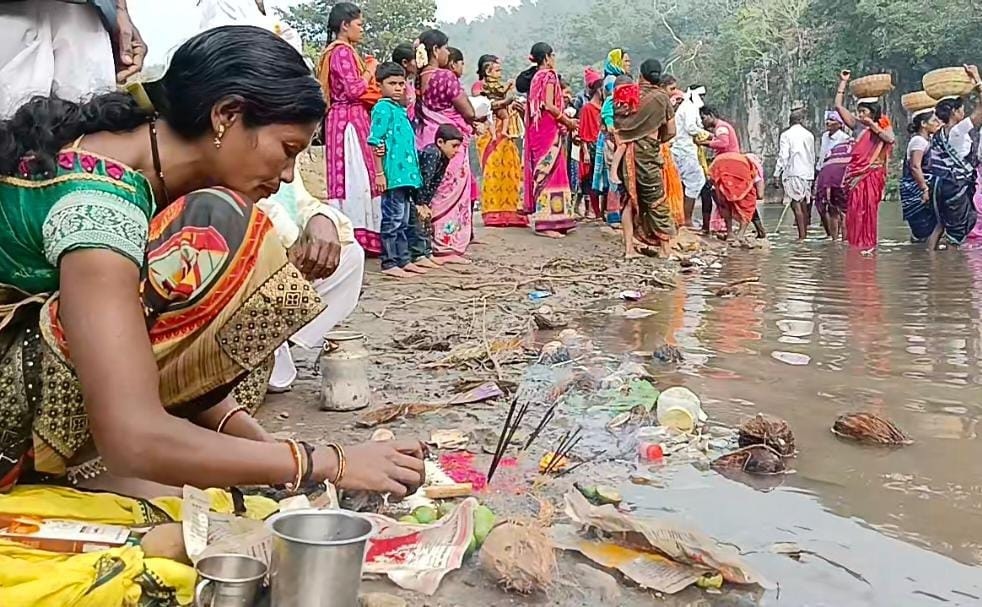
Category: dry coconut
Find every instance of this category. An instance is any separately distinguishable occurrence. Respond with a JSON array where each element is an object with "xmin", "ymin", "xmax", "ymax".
[
  {"xmin": 739, "ymin": 414, "xmax": 796, "ymax": 457},
  {"xmin": 832, "ymin": 412, "xmax": 912, "ymax": 445},
  {"xmin": 712, "ymin": 445, "xmax": 787, "ymax": 476},
  {"xmin": 480, "ymin": 522, "xmax": 556, "ymax": 593}
]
